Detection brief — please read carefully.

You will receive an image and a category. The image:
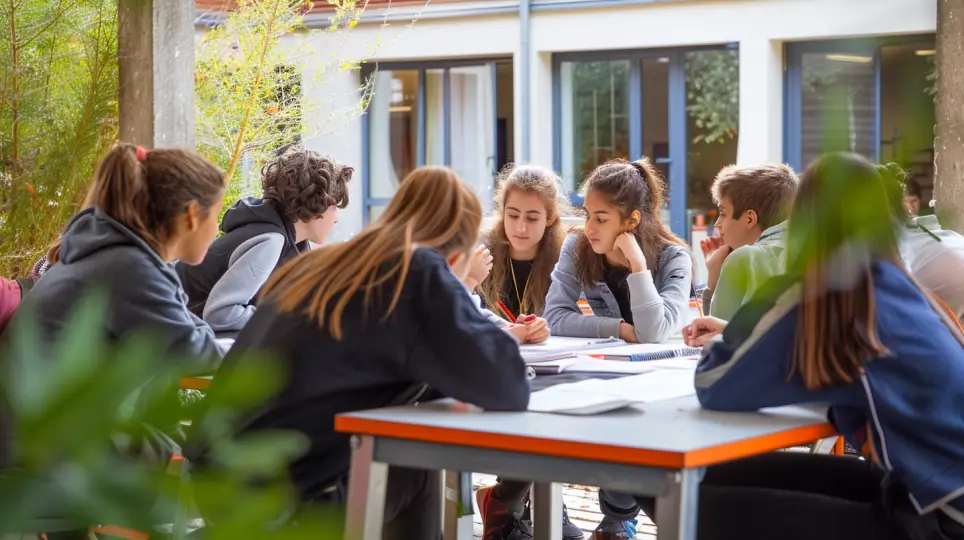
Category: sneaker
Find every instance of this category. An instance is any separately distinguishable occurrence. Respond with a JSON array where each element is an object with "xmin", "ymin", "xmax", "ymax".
[
  {"xmin": 477, "ymin": 486, "xmax": 533, "ymax": 540},
  {"xmin": 591, "ymin": 516, "xmax": 638, "ymax": 539},
  {"xmin": 520, "ymin": 500, "xmax": 585, "ymax": 539}
]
